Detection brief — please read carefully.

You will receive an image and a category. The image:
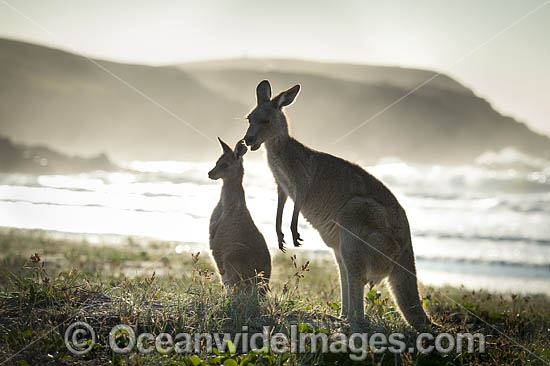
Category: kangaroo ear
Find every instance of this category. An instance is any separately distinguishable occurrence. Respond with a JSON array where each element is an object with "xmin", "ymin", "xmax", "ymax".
[
  {"xmin": 217, "ymin": 137, "xmax": 233, "ymax": 154},
  {"xmin": 256, "ymin": 80, "xmax": 272, "ymax": 105},
  {"xmin": 274, "ymin": 84, "xmax": 300, "ymax": 109},
  {"xmin": 234, "ymin": 140, "xmax": 248, "ymax": 159}
]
